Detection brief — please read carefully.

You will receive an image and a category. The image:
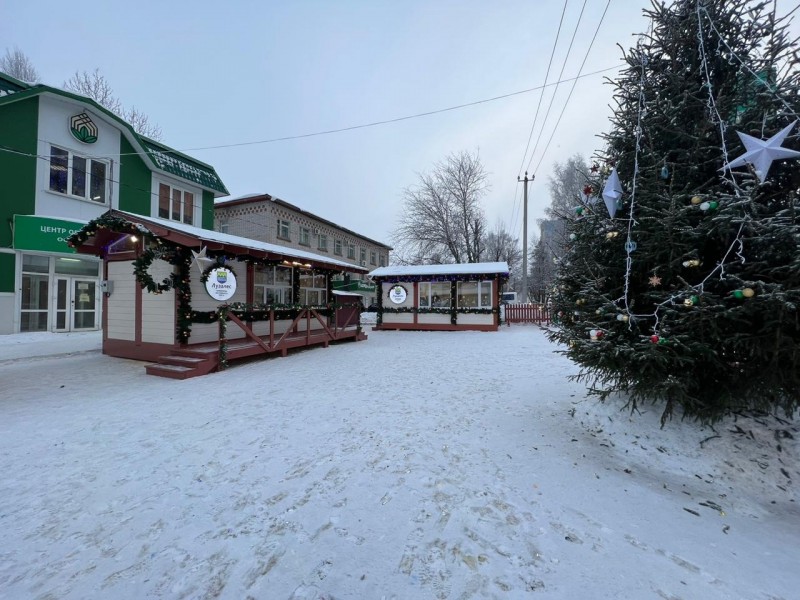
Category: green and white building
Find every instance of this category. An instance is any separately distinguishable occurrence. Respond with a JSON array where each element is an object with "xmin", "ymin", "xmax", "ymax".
[{"xmin": 0, "ymin": 72, "xmax": 228, "ymax": 334}]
